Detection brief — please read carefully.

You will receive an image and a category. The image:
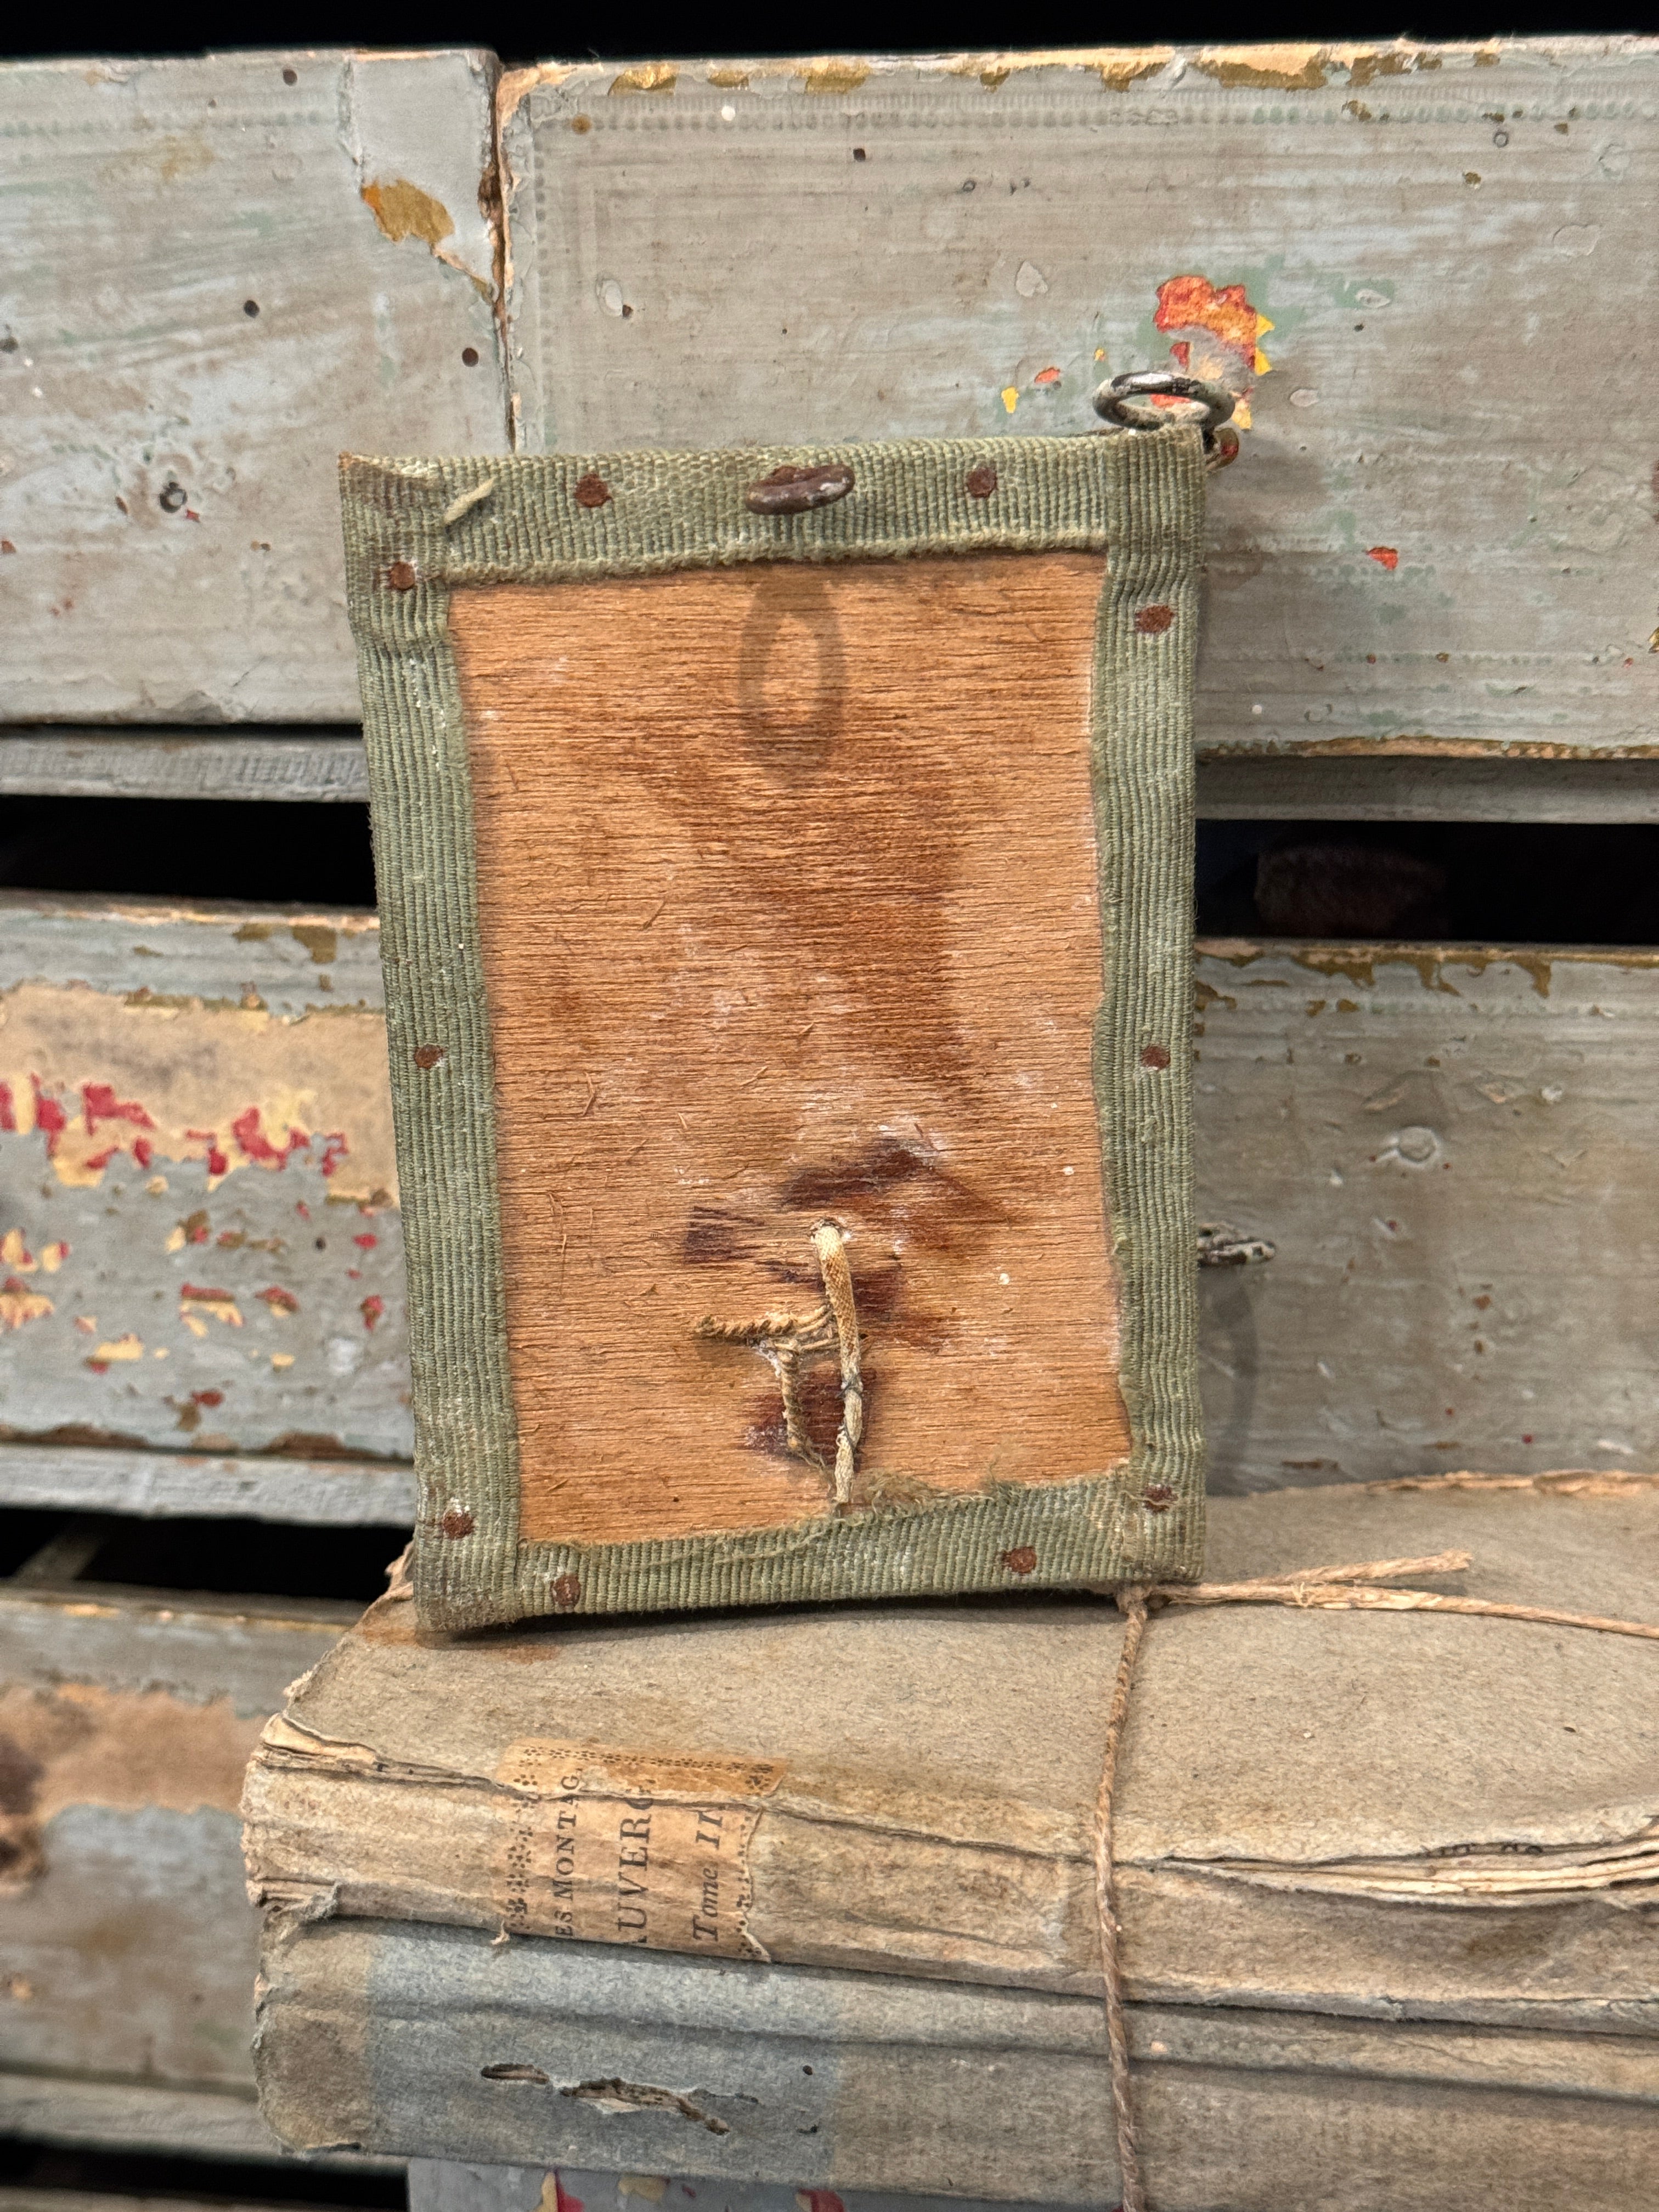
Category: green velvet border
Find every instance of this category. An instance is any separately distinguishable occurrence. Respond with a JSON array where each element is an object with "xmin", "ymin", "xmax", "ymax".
[{"xmin": 340, "ymin": 431, "xmax": 1206, "ymax": 1630}]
